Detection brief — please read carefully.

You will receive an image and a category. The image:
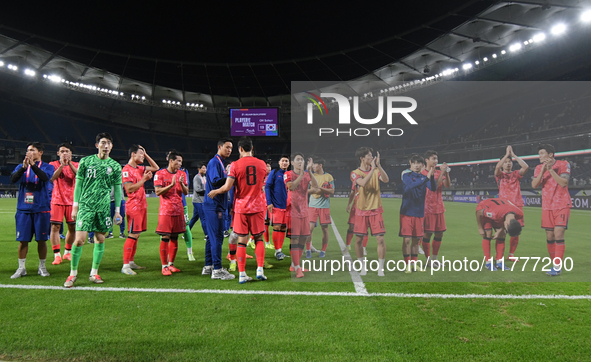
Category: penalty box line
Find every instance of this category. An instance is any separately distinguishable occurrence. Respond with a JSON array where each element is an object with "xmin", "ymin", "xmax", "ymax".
[{"xmin": 1, "ymin": 284, "xmax": 591, "ymax": 299}]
